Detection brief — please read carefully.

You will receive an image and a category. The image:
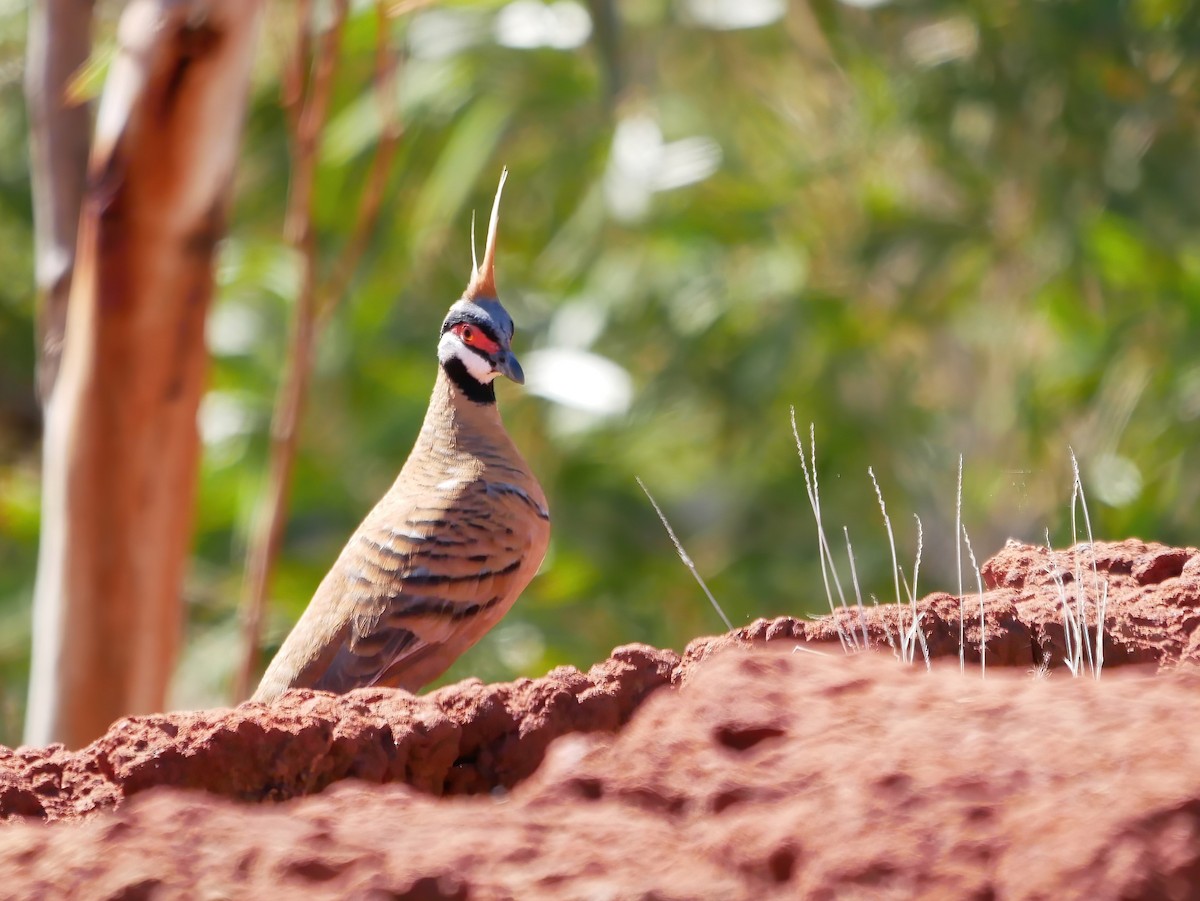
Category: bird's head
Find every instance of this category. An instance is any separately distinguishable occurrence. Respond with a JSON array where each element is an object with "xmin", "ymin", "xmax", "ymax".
[
  {"xmin": 439, "ymin": 298, "xmax": 522, "ymax": 386},
  {"xmin": 438, "ymin": 169, "xmax": 525, "ymax": 402}
]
